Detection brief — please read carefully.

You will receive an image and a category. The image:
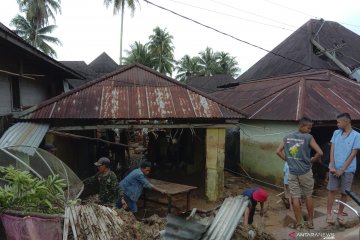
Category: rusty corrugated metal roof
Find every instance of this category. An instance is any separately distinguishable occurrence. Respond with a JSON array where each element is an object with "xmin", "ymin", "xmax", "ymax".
[
  {"xmin": 21, "ymin": 64, "xmax": 245, "ymax": 121},
  {"xmin": 212, "ymin": 70, "xmax": 360, "ymax": 121},
  {"xmin": 187, "ymin": 74, "xmax": 237, "ymax": 94}
]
